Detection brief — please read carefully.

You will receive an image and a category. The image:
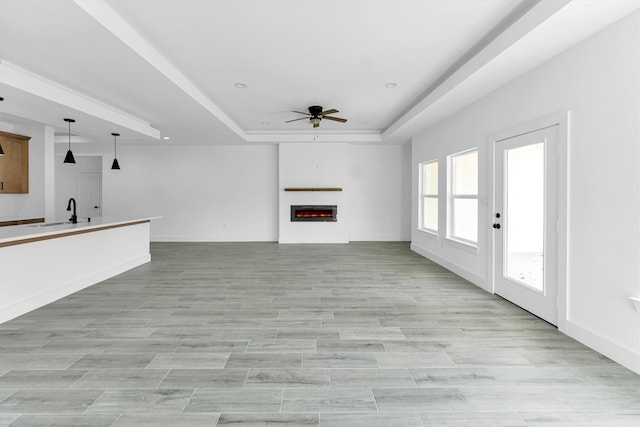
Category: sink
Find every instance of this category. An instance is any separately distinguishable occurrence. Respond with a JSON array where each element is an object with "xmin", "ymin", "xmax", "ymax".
[
  {"xmin": 26, "ymin": 220, "xmax": 90, "ymax": 227},
  {"xmin": 27, "ymin": 222, "xmax": 67, "ymax": 227}
]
